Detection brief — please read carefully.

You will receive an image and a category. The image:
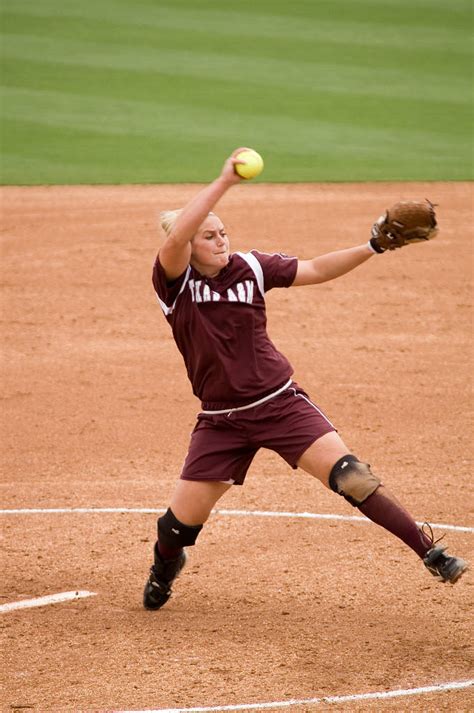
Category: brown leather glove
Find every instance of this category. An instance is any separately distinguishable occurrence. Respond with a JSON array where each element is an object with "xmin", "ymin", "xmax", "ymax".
[{"xmin": 370, "ymin": 199, "xmax": 438, "ymax": 253}]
